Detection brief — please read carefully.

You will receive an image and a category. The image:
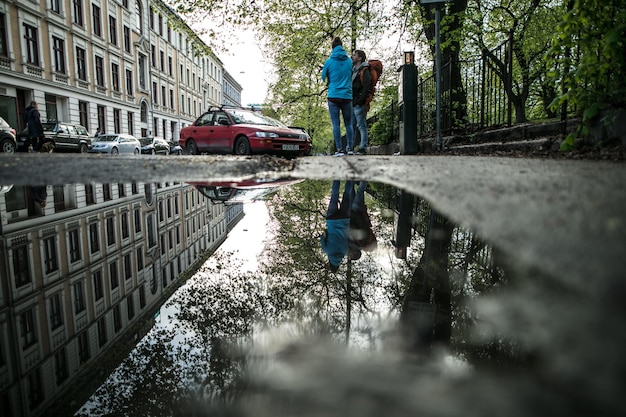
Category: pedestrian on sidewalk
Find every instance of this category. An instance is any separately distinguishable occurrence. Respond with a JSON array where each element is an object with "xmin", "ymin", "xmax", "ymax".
[
  {"xmin": 321, "ymin": 37, "xmax": 354, "ymax": 156},
  {"xmin": 351, "ymin": 50, "xmax": 371, "ymax": 155},
  {"xmin": 349, "ymin": 181, "xmax": 377, "ymax": 261},
  {"xmin": 24, "ymin": 100, "xmax": 44, "ymax": 152},
  {"xmin": 321, "ymin": 180, "xmax": 355, "ymax": 273}
]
